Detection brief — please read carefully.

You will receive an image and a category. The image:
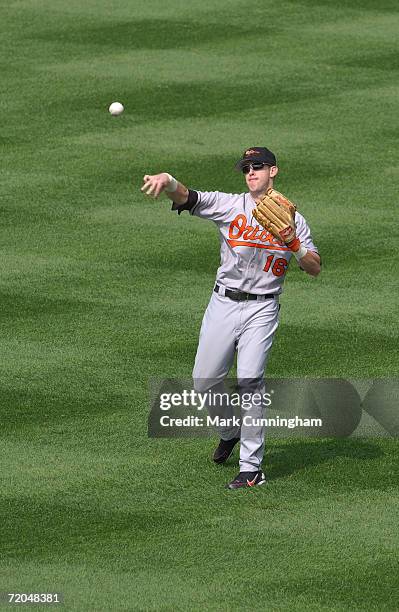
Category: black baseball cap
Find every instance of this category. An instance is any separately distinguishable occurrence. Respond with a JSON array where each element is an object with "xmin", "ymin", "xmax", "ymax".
[{"xmin": 235, "ymin": 146, "xmax": 277, "ymax": 171}]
